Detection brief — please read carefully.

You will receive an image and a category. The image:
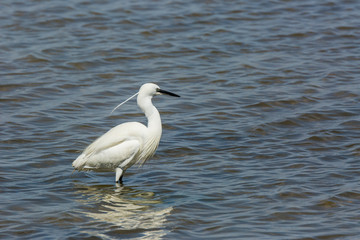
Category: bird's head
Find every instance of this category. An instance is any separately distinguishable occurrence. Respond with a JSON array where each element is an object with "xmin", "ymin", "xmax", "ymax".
[
  {"xmin": 139, "ymin": 83, "xmax": 180, "ymax": 98},
  {"xmin": 110, "ymin": 83, "xmax": 180, "ymax": 115}
]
